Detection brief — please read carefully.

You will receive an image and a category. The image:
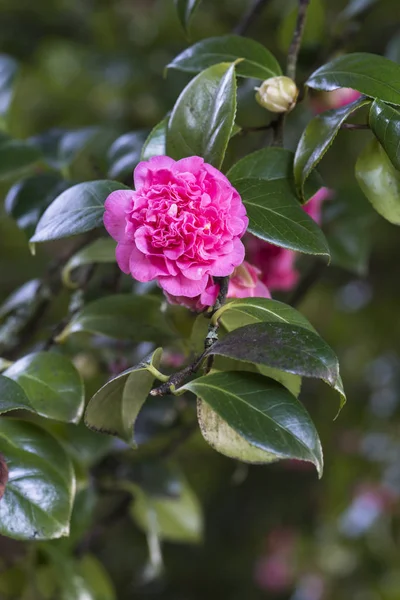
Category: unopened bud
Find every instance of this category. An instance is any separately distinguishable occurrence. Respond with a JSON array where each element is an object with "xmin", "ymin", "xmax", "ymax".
[{"xmin": 255, "ymin": 76, "xmax": 298, "ymax": 113}]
